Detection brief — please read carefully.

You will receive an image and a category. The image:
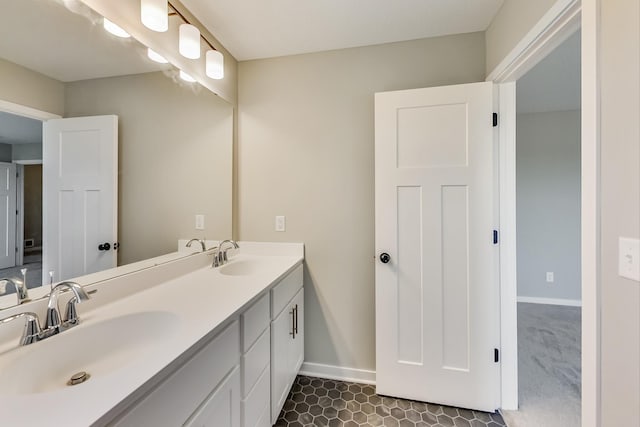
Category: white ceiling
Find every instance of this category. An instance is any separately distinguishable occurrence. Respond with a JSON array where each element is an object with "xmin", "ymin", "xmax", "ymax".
[
  {"xmin": 517, "ymin": 31, "xmax": 581, "ymax": 114},
  {"xmin": 181, "ymin": 0, "xmax": 505, "ymax": 61},
  {"xmin": 0, "ymin": 0, "xmax": 165, "ymax": 83}
]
